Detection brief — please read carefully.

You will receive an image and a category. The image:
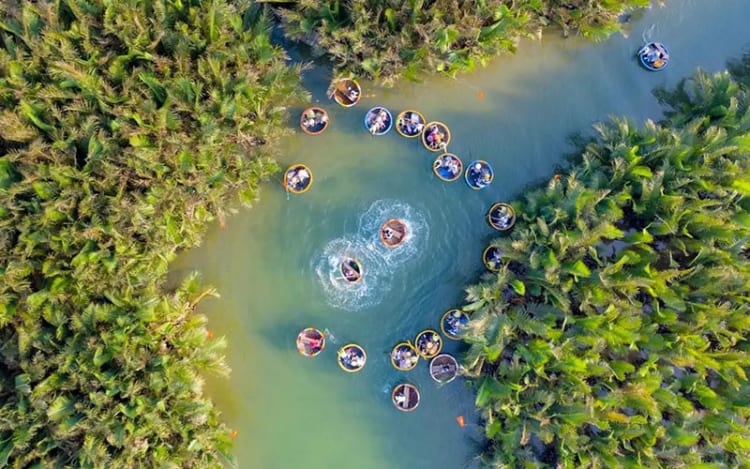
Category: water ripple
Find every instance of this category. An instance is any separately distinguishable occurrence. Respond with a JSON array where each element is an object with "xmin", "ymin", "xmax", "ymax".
[{"xmin": 313, "ymin": 199, "xmax": 428, "ymax": 311}]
